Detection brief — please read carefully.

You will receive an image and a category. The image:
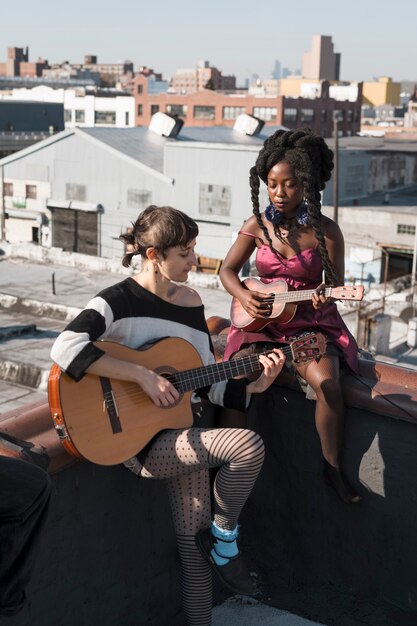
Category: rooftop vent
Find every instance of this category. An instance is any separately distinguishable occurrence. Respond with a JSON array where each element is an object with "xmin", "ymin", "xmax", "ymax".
[
  {"xmin": 149, "ymin": 112, "xmax": 184, "ymax": 138},
  {"xmin": 233, "ymin": 113, "xmax": 264, "ymax": 136}
]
